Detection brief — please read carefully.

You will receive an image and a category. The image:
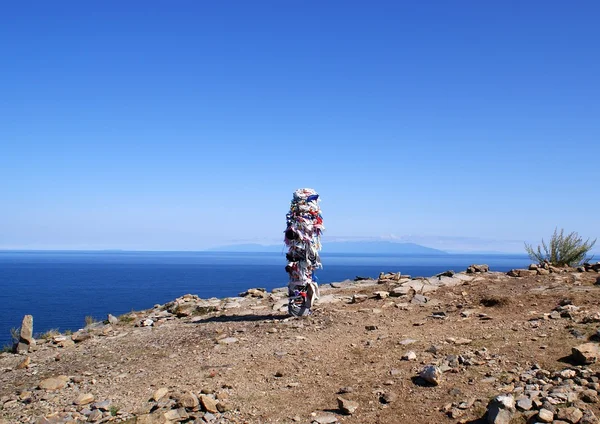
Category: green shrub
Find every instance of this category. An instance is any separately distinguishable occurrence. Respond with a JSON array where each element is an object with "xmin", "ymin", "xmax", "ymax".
[
  {"xmin": 118, "ymin": 314, "xmax": 135, "ymax": 323},
  {"xmin": 1, "ymin": 327, "xmax": 20, "ymax": 353},
  {"xmin": 10, "ymin": 327, "xmax": 20, "ymax": 344},
  {"xmin": 37, "ymin": 329, "xmax": 60, "ymax": 340},
  {"xmin": 525, "ymin": 228, "xmax": 596, "ymax": 267}
]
